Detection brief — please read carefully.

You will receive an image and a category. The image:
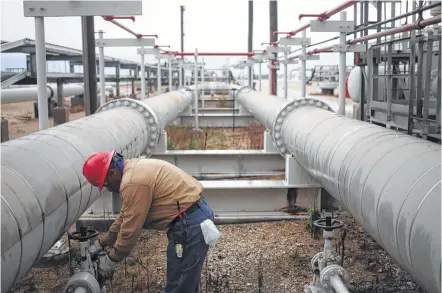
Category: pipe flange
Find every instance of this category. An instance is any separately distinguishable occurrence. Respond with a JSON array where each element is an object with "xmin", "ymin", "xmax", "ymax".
[
  {"xmin": 96, "ymin": 98, "xmax": 159, "ymax": 156},
  {"xmin": 320, "ymin": 264, "xmax": 348, "ymax": 289},
  {"xmin": 271, "ymin": 98, "xmax": 334, "ymax": 156},
  {"xmin": 311, "ymin": 252, "xmax": 323, "ymax": 272},
  {"xmin": 236, "ymin": 86, "xmax": 253, "ymax": 96},
  {"xmin": 63, "ymin": 272, "xmax": 101, "ymax": 293}
]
